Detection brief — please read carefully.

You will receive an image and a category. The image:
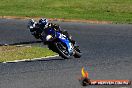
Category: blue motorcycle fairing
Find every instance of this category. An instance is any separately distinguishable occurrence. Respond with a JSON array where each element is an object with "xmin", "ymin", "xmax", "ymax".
[
  {"xmin": 47, "ymin": 28, "xmax": 56, "ymax": 35},
  {"xmin": 47, "ymin": 28, "xmax": 73, "ymax": 55},
  {"xmin": 56, "ymin": 32, "xmax": 73, "ymax": 55}
]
